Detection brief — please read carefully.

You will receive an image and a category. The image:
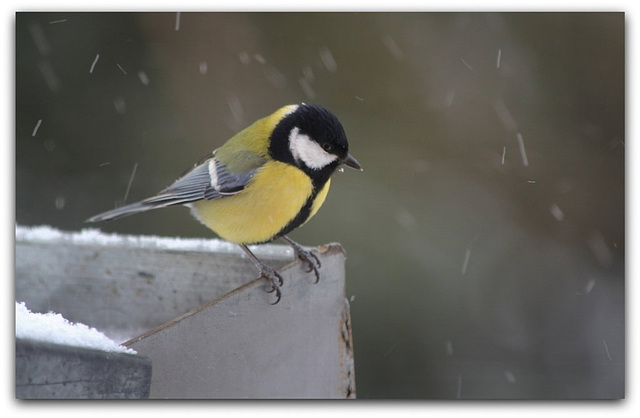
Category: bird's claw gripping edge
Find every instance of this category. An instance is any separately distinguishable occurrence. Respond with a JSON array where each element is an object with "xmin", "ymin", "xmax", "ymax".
[
  {"xmin": 240, "ymin": 244, "xmax": 285, "ymax": 305},
  {"xmin": 291, "ymin": 245, "xmax": 321, "ymax": 284},
  {"xmin": 259, "ymin": 266, "xmax": 284, "ymax": 305}
]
